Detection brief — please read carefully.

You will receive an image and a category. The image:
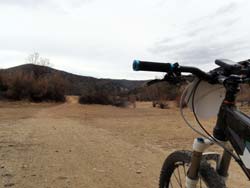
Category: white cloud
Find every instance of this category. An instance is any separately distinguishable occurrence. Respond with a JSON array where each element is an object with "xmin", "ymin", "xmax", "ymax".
[
  {"xmin": 149, "ymin": 0, "xmax": 250, "ymax": 69},
  {"xmin": 0, "ymin": 0, "xmax": 249, "ymax": 79},
  {"xmin": 0, "ymin": 0, "xmax": 92, "ymax": 9}
]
